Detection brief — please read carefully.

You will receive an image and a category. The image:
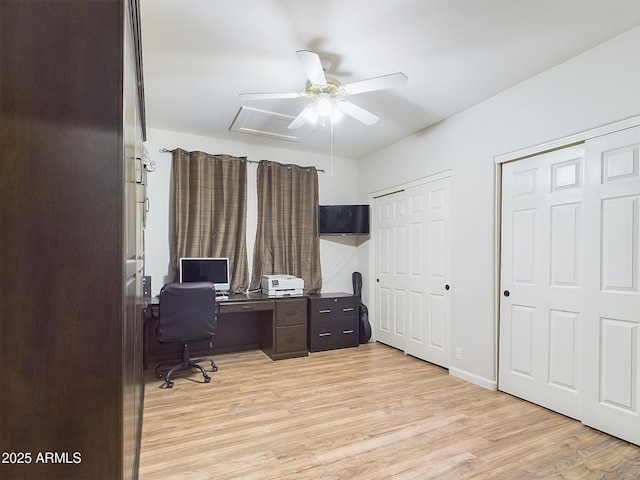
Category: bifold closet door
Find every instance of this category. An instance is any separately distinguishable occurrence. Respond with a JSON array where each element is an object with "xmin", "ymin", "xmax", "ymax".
[
  {"xmin": 374, "ymin": 175, "xmax": 451, "ymax": 368},
  {"xmin": 582, "ymin": 126, "xmax": 640, "ymax": 446}
]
